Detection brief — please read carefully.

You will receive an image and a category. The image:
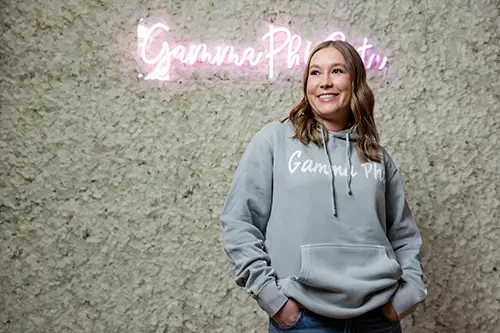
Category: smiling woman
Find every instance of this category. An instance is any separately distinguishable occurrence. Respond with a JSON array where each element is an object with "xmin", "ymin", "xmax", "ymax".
[{"xmin": 220, "ymin": 39, "xmax": 427, "ymax": 333}]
